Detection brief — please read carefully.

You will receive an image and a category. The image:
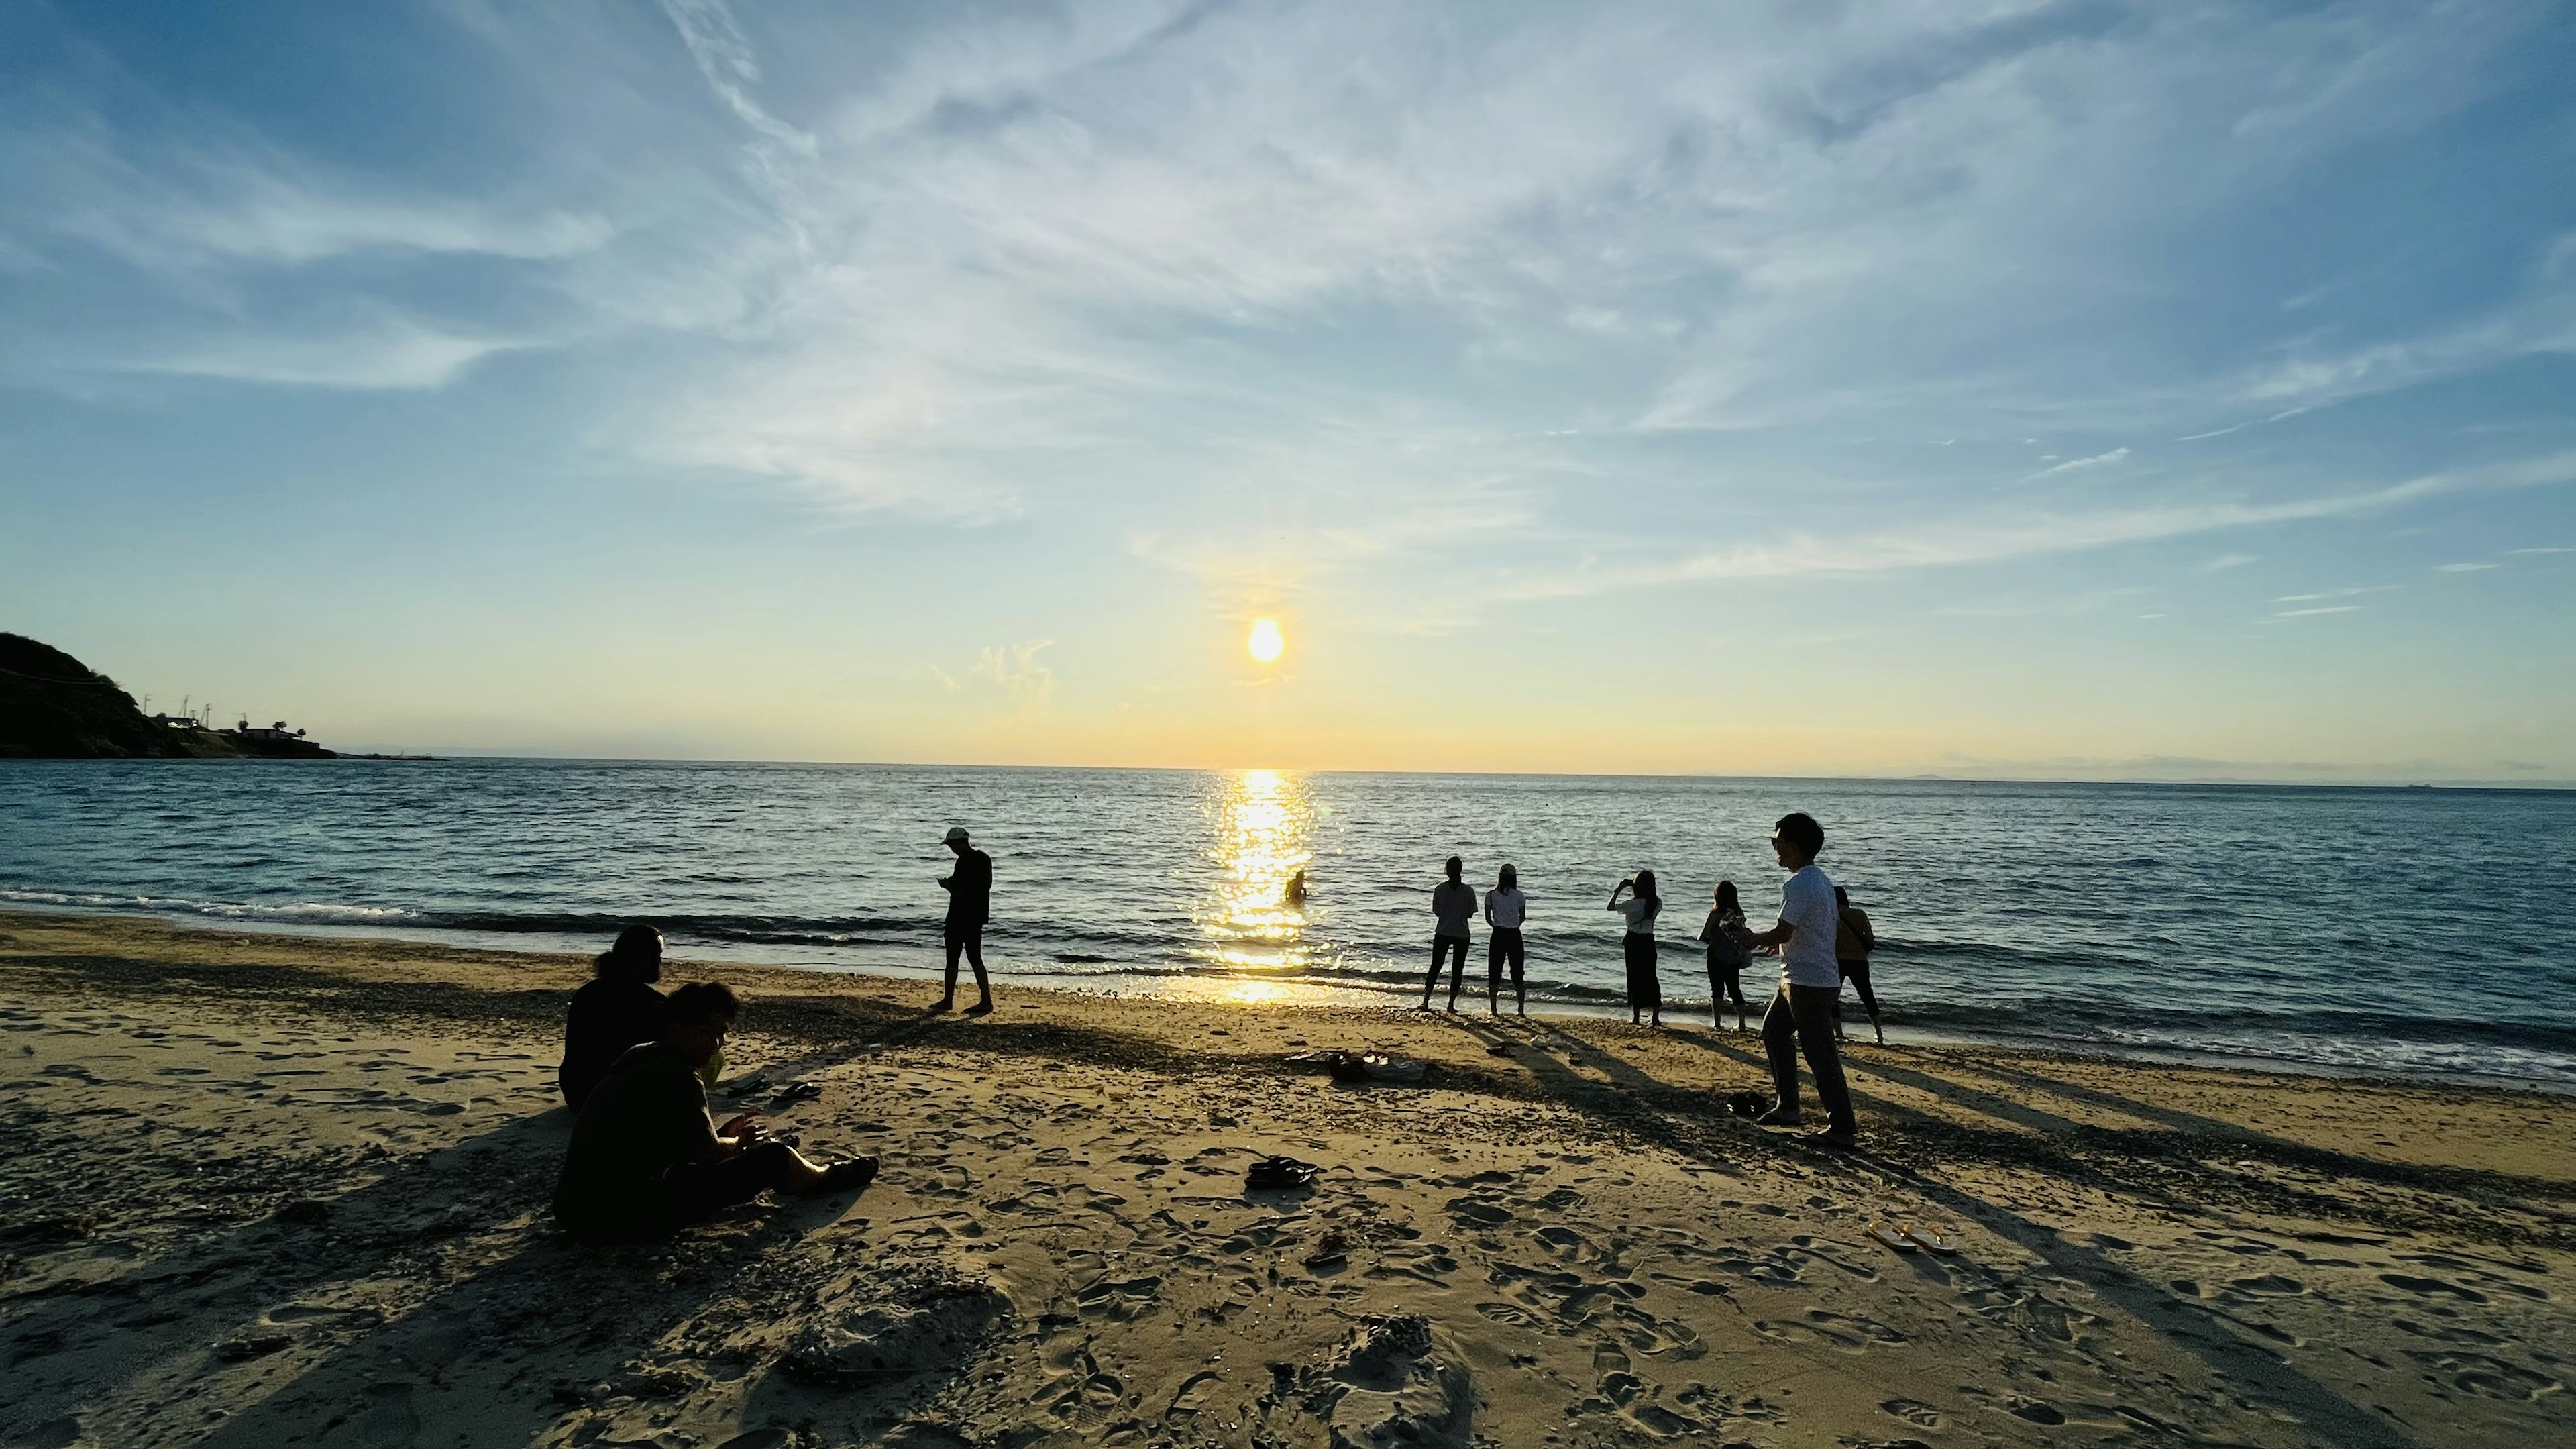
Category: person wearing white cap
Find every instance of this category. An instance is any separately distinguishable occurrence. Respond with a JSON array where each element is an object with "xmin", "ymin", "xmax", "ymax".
[{"xmin": 935, "ymin": 826, "xmax": 995, "ymax": 1015}]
